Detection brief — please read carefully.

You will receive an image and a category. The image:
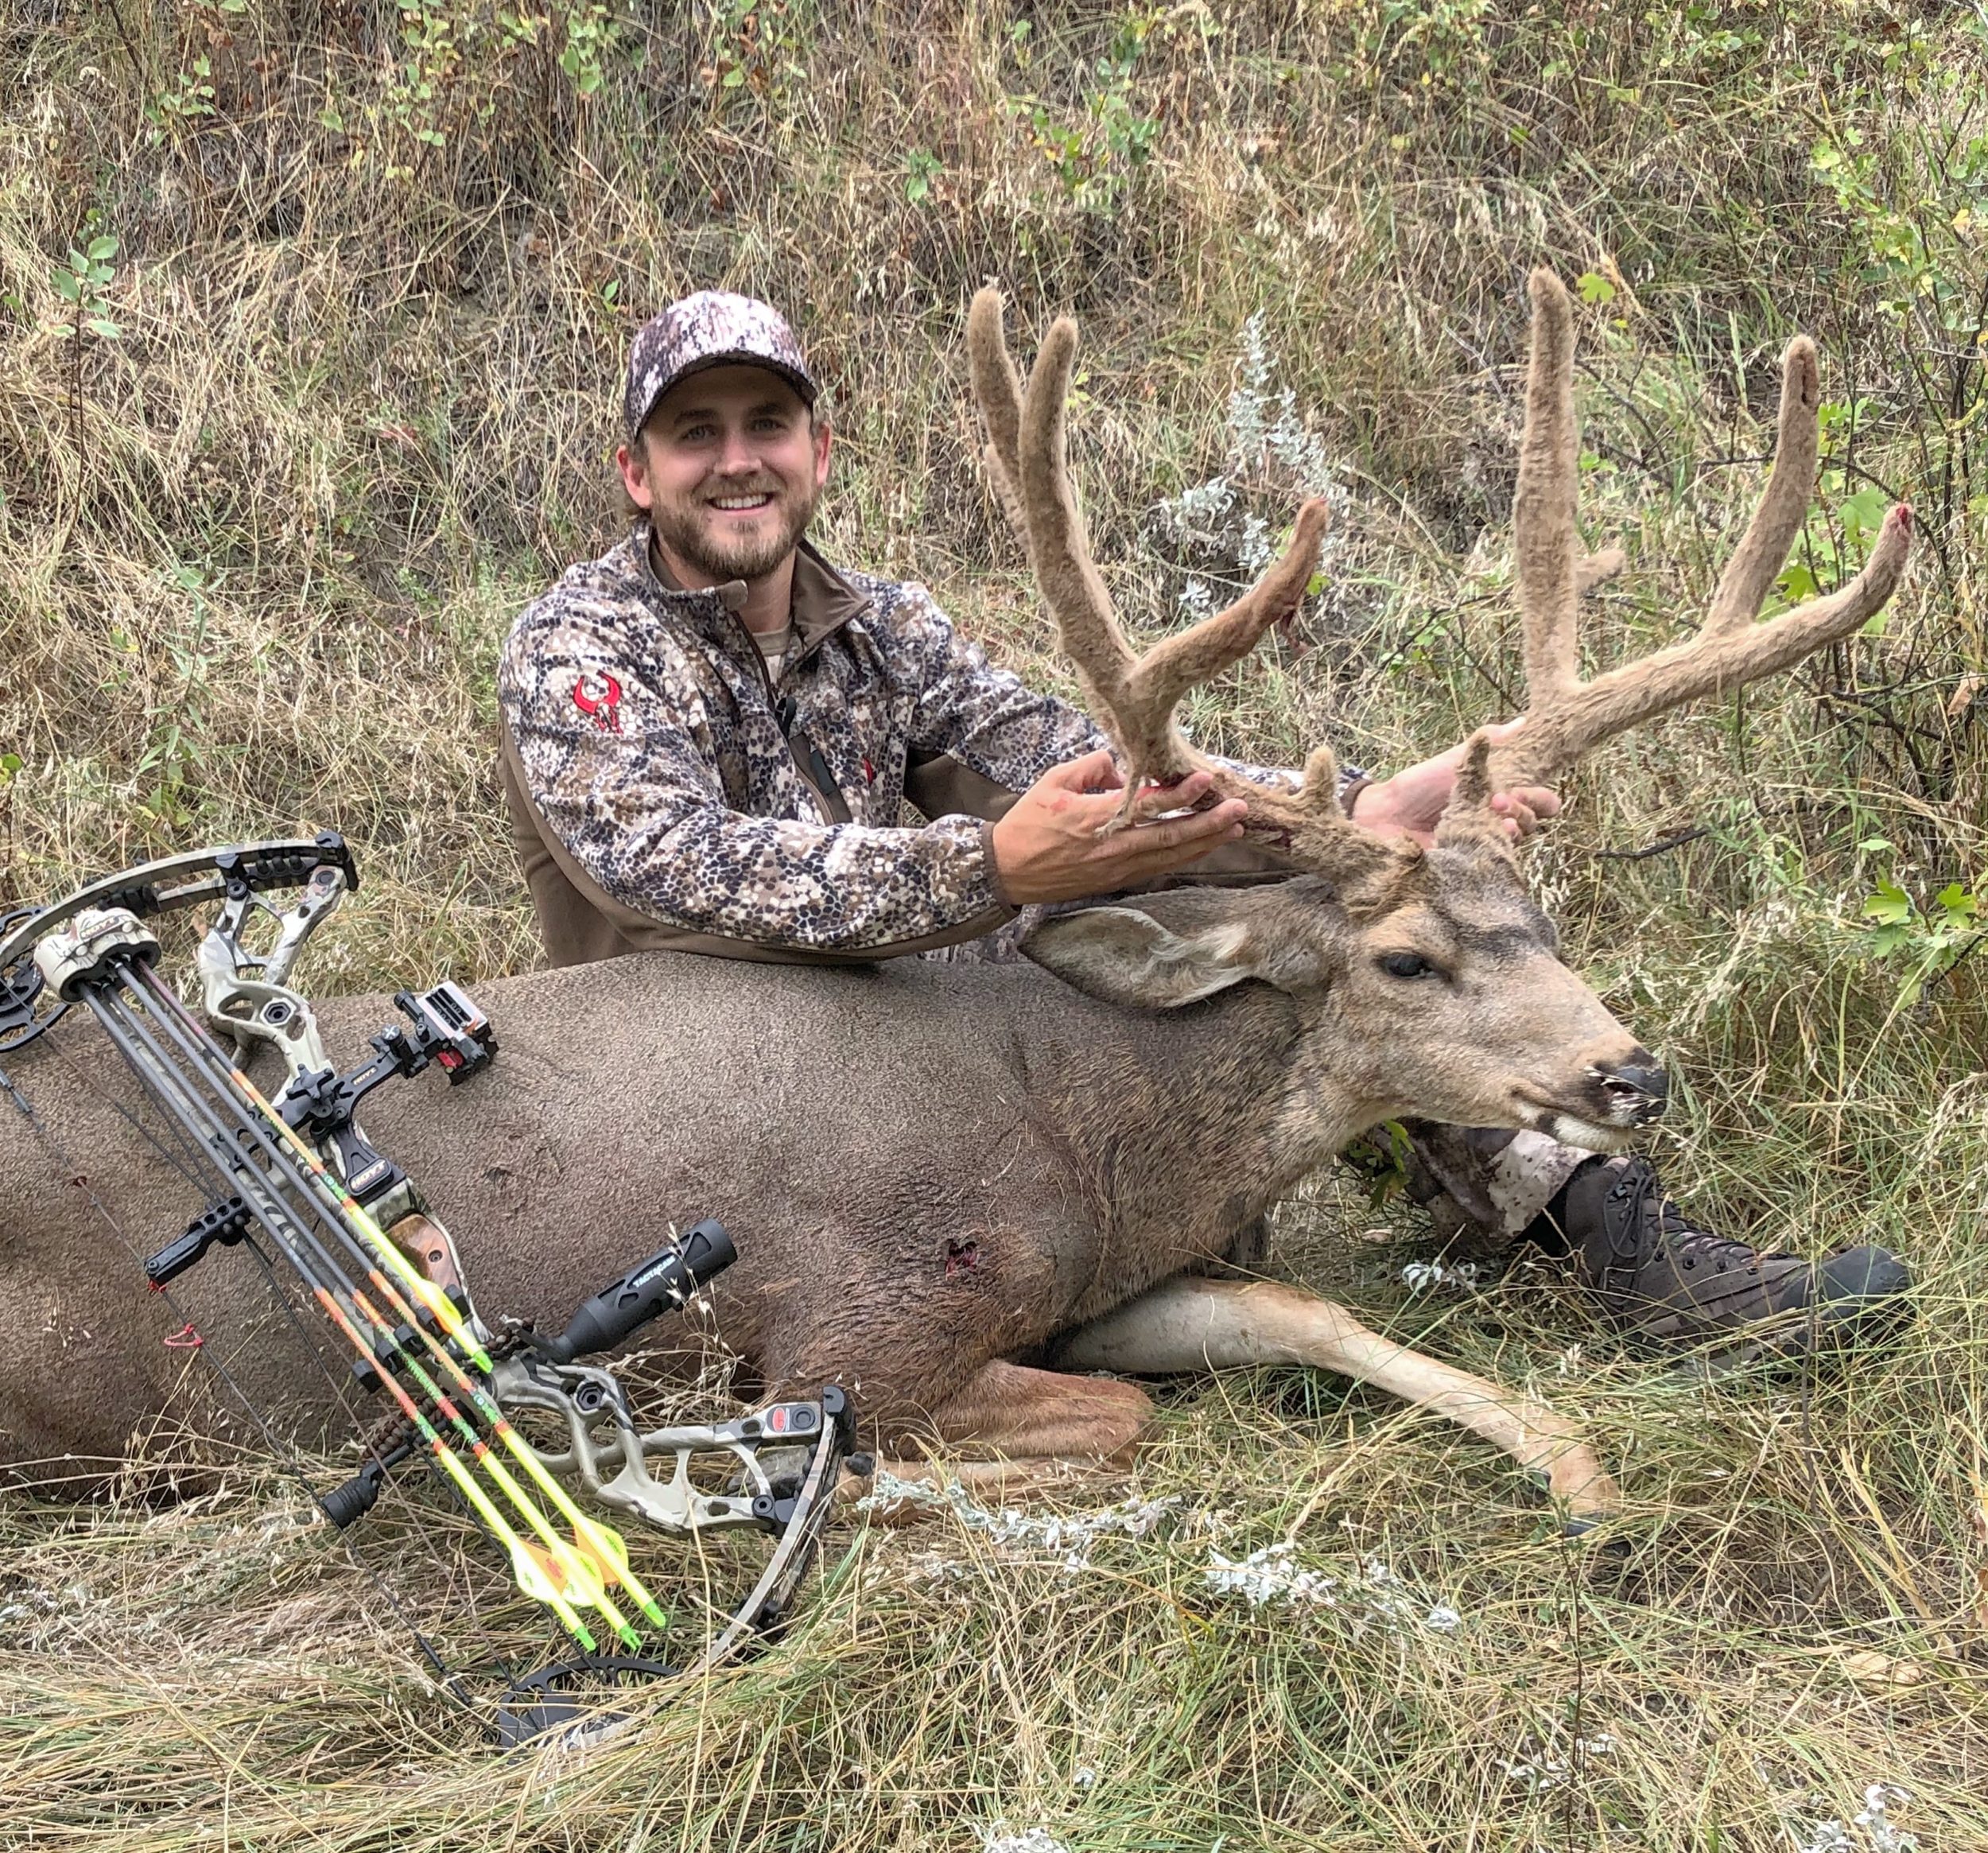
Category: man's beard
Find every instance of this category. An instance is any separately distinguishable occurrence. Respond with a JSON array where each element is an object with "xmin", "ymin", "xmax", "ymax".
[{"xmin": 650, "ymin": 477, "xmax": 819, "ymax": 583}]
